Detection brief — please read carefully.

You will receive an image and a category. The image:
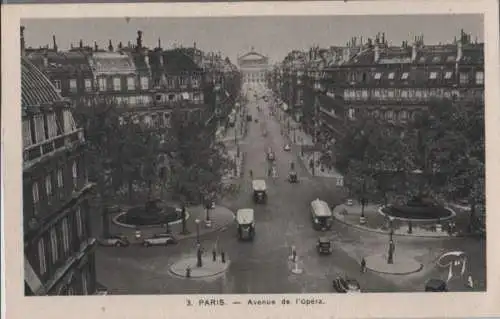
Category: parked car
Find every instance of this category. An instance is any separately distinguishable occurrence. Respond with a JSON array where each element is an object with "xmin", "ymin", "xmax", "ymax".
[
  {"xmin": 98, "ymin": 234, "xmax": 130, "ymax": 247},
  {"xmin": 283, "ymin": 144, "xmax": 291, "ymax": 151},
  {"xmin": 142, "ymin": 233, "xmax": 178, "ymax": 247},
  {"xmin": 95, "ymin": 288, "xmax": 109, "ymax": 295},
  {"xmin": 425, "ymin": 279, "xmax": 448, "ymax": 292},
  {"xmin": 332, "ymin": 275, "xmax": 361, "ymax": 293}
]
